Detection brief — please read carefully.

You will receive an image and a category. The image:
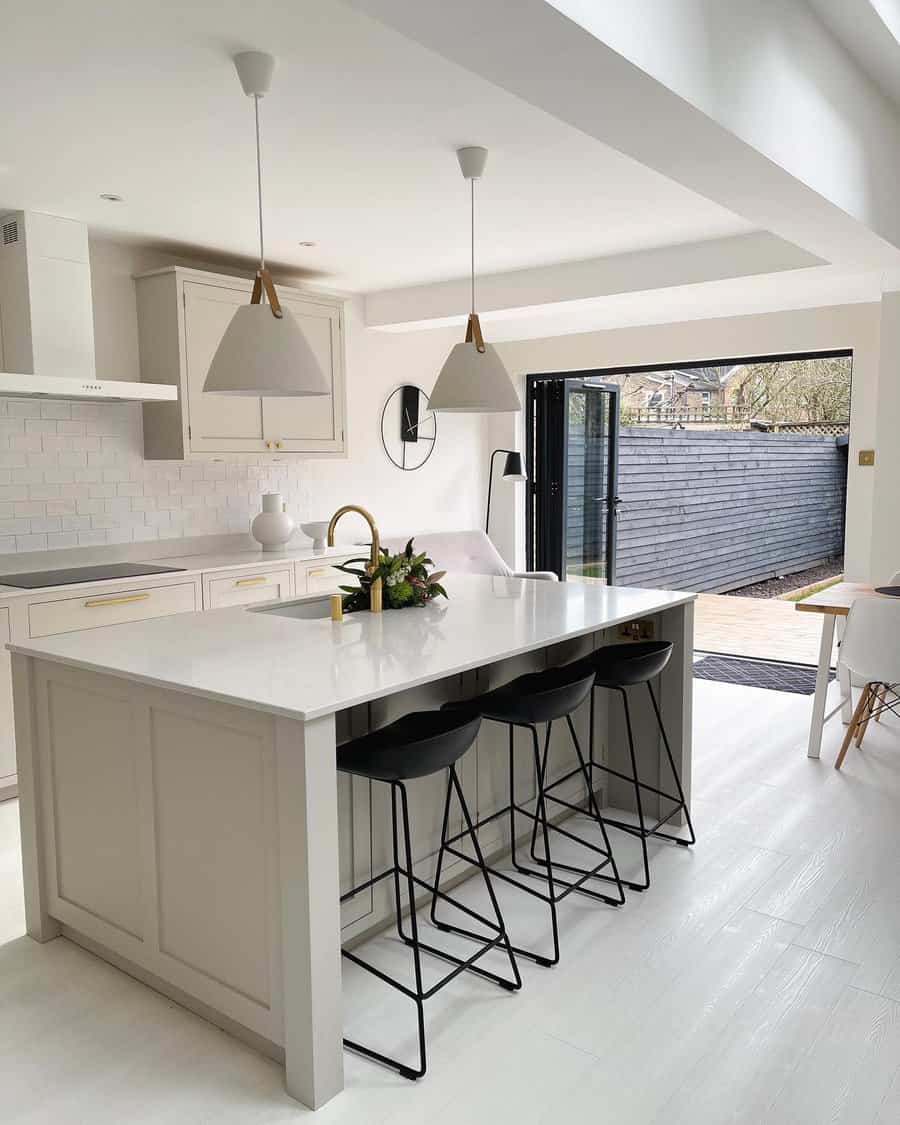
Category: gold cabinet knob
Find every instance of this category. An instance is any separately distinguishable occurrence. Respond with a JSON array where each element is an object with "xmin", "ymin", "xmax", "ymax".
[
  {"xmin": 275, "ymin": 440, "xmax": 283, "ymax": 449},
  {"xmin": 264, "ymin": 440, "xmax": 273, "ymax": 449}
]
